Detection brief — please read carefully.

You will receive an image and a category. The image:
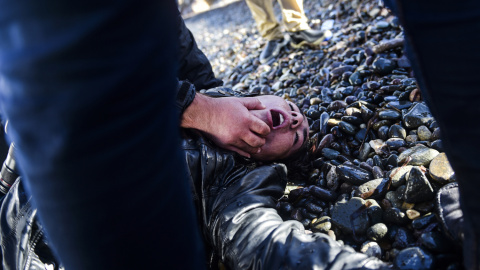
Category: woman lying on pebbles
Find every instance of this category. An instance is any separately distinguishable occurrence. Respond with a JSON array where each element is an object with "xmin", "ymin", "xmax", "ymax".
[{"xmin": 0, "ymin": 16, "xmax": 388, "ymax": 269}]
